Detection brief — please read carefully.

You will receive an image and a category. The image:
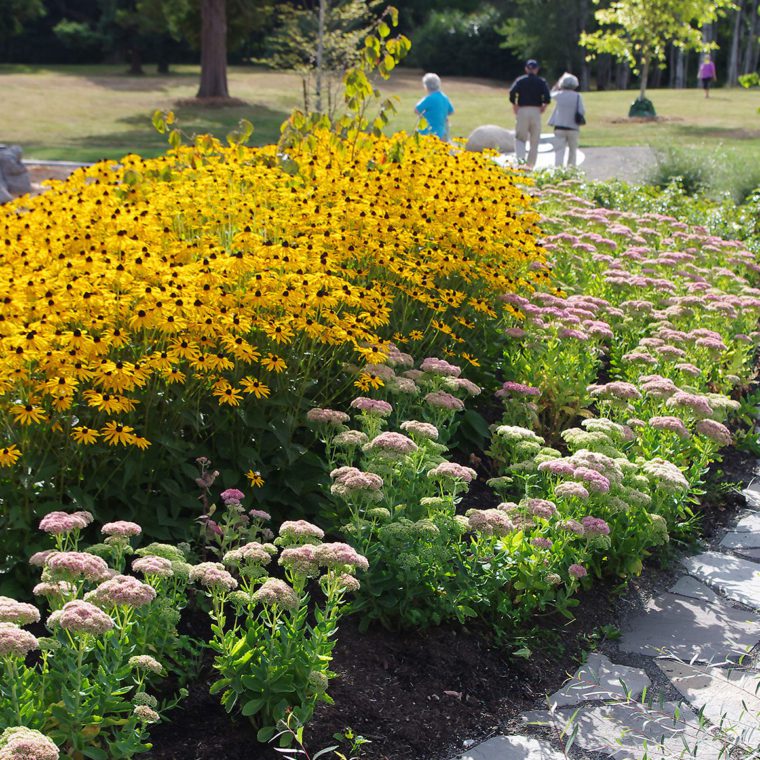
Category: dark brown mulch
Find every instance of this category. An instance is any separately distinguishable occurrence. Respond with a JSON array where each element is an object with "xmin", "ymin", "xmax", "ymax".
[
  {"xmin": 146, "ymin": 444, "xmax": 756, "ymax": 760},
  {"xmin": 146, "ymin": 581, "xmax": 617, "ymax": 760}
]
